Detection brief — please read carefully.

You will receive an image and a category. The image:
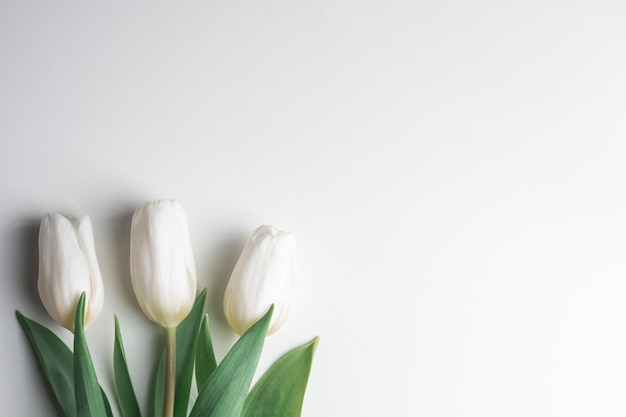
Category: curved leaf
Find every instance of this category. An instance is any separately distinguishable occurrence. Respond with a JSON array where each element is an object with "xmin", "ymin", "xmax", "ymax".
[
  {"xmin": 74, "ymin": 292, "xmax": 107, "ymax": 417},
  {"xmin": 242, "ymin": 337, "xmax": 319, "ymax": 417},
  {"xmin": 189, "ymin": 306, "xmax": 273, "ymax": 417},
  {"xmin": 16, "ymin": 311, "xmax": 76, "ymax": 417},
  {"xmin": 195, "ymin": 314, "xmax": 217, "ymax": 392},
  {"xmin": 101, "ymin": 388, "xmax": 114, "ymax": 417},
  {"xmin": 17, "ymin": 310, "xmax": 116, "ymax": 417},
  {"xmin": 152, "ymin": 351, "xmax": 166, "ymax": 417},
  {"xmin": 114, "ymin": 315, "xmax": 142, "ymax": 417}
]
